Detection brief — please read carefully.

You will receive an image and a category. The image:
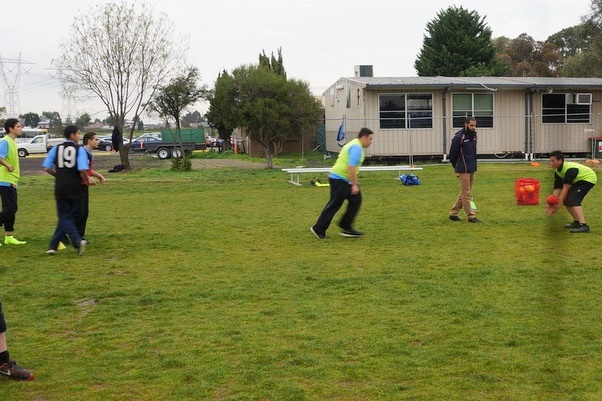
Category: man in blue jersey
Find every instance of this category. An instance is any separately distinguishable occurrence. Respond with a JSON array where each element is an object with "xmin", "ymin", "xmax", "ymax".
[
  {"xmin": 311, "ymin": 128, "xmax": 374, "ymax": 239},
  {"xmin": 42, "ymin": 125, "xmax": 90, "ymax": 255},
  {"xmin": 546, "ymin": 150, "xmax": 597, "ymax": 233}
]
